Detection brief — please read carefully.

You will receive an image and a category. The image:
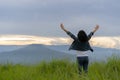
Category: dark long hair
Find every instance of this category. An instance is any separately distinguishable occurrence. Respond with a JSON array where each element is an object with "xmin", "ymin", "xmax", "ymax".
[{"xmin": 77, "ymin": 30, "xmax": 88, "ymax": 42}]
